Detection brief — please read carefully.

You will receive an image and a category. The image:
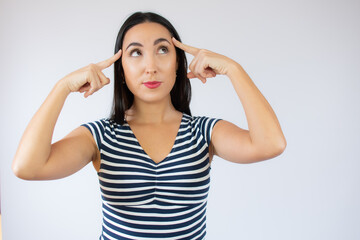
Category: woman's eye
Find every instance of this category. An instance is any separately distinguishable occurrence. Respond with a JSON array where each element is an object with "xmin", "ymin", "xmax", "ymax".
[
  {"xmin": 129, "ymin": 46, "xmax": 168, "ymax": 57},
  {"xmin": 130, "ymin": 49, "xmax": 141, "ymax": 57},
  {"xmin": 159, "ymin": 46, "xmax": 169, "ymax": 54}
]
